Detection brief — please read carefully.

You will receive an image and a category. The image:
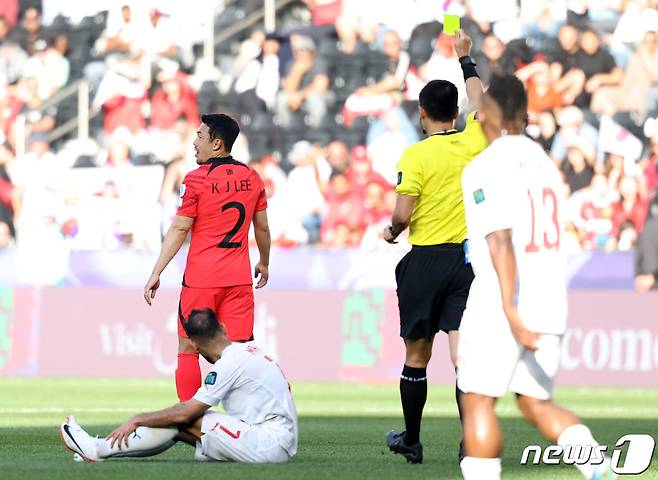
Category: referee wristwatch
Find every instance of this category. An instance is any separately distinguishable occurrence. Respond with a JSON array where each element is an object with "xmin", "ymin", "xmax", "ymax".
[{"xmin": 388, "ymin": 225, "xmax": 401, "ymax": 239}]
